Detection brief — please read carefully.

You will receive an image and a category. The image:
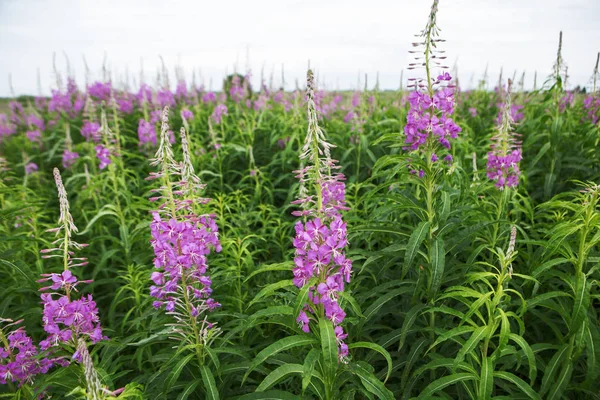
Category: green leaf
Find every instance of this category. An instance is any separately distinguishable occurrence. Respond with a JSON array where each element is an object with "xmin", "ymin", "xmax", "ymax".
[
  {"xmin": 546, "ymin": 362, "xmax": 573, "ymax": 400},
  {"xmin": 293, "ymin": 278, "xmax": 315, "ymax": 324},
  {"xmin": 235, "ymin": 390, "xmax": 301, "ymax": 400},
  {"xmin": 540, "ymin": 344, "xmax": 570, "ymax": 396},
  {"xmin": 428, "ymin": 237, "xmax": 446, "ymax": 300},
  {"xmin": 243, "ymin": 335, "xmax": 317, "ymax": 383},
  {"xmin": 429, "ymin": 325, "xmax": 475, "ymax": 351},
  {"xmin": 319, "ymin": 317, "xmax": 338, "ymax": 382},
  {"xmin": 461, "ymin": 292, "xmax": 492, "ymax": 326},
  {"xmin": 478, "ymin": 355, "xmax": 493, "ymax": 400},
  {"xmin": 439, "ymin": 191, "xmax": 451, "ymax": 222},
  {"xmin": 302, "ymin": 348, "xmax": 320, "ymax": 394},
  {"xmin": 584, "ymin": 323, "xmax": 600, "ymax": 386},
  {"xmin": 244, "ymin": 262, "xmax": 293, "ymax": 283},
  {"xmin": 363, "ymin": 287, "xmax": 412, "ymax": 321},
  {"xmin": 200, "ymin": 366, "xmax": 220, "ymax": 400},
  {"xmin": 531, "ymin": 257, "xmax": 568, "ymax": 278},
  {"xmin": 350, "ymin": 363, "xmax": 394, "ymax": 400},
  {"xmin": 0, "ymin": 259, "xmax": 36, "ymax": 286},
  {"xmin": 338, "ymin": 291, "xmax": 364, "ymax": 318},
  {"xmin": 419, "ymin": 373, "xmax": 477, "ymax": 397},
  {"xmin": 348, "ymin": 342, "xmax": 393, "ymax": 382},
  {"xmin": 398, "ymin": 303, "xmax": 426, "ymax": 352},
  {"xmin": 454, "ymin": 325, "xmax": 489, "ymax": 368},
  {"xmin": 166, "ymin": 353, "xmax": 196, "ymax": 391},
  {"xmin": 530, "ymin": 142, "xmax": 551, "ymax": 169},
  {"xmin": 247, "ymin": 280, "xmax": 294, "ymax": 309},
  {"xmin": 403, "ymin": 221, "xmax": 430, "ymax": 278},
  {"xmin": 508, "ymin": 333, "xmax": 537, "ymax": 385},
  {"xmin": 527, "ymin": 291, "xmax": 570, "ymax": 309},
  {"xmin": 496, "ymin": 309, "xmax": 510, "ymax": 354},
  {"xmin": 570, "ymin": 271, "xmax": 589, "ymax": 334},
  {"xmin": 78, "ymin": 207, "xmax": 120, "ymax": 235},
  {"xmin": 248, "ymin": 306, "xmax": 293, "ymax": 325},
  {"xmin": 401, "ymin": 337, "xmax": 428, "ymax": 389},
  {"xmin": 256, "ymin": 364, "xmax": 304, "ymax": 392},
  {"xmin": 494, "ymin": 371, "xmax": 541, "ymax": 400},
  {"xmin": 176, "ymin": 379, "xmax": 201, "ymax": 400}
]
